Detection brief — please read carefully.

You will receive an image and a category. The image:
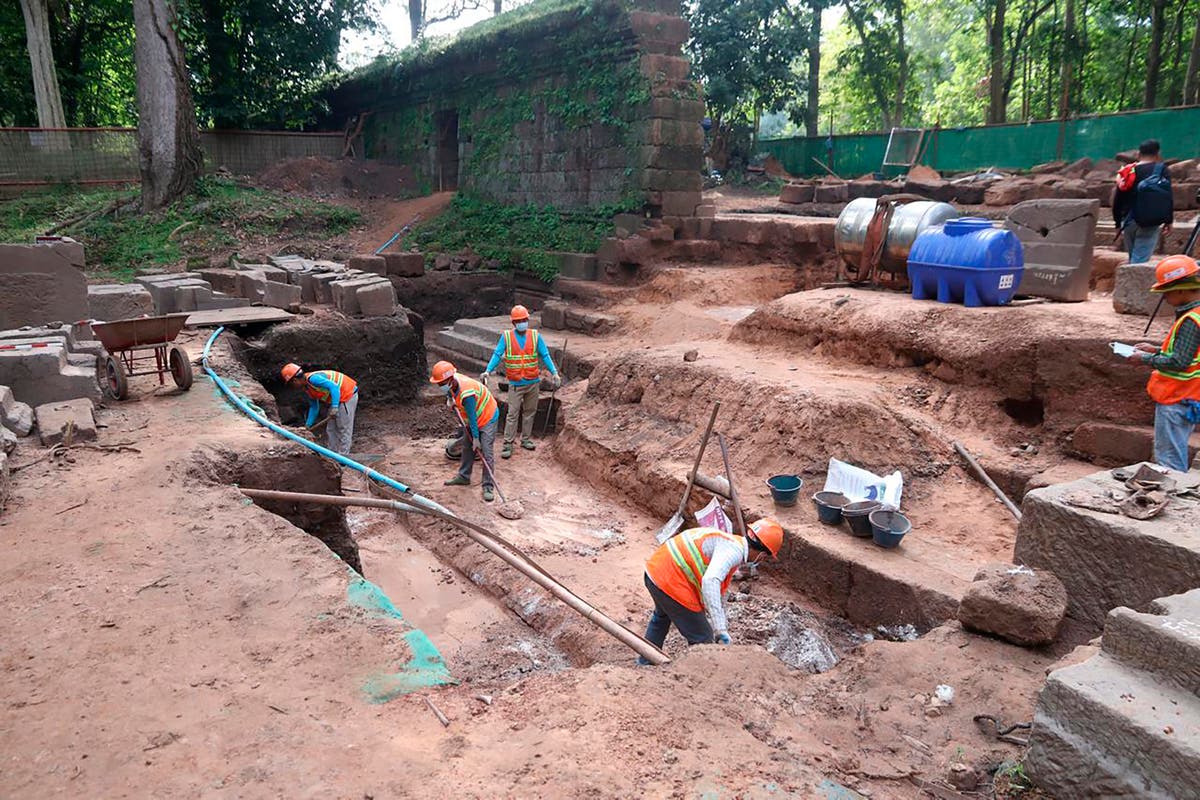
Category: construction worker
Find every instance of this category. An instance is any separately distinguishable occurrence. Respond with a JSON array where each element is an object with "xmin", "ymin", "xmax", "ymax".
[
  {"xmin": 638, "ymin": 518, "xmax": 784, "ymax": 664},
  {"xmin": 481, "ymin": 305, "xmax": 560, "ymax": 459},
  {"xmin": 1124, "ymin": 255, "xmax": 1200, "ymax": 472},
  {"xmin": 281, "ymin": 363, "xmax": 358, "ymax": 455},
  {"xmin": 431, "ymin": 360, "xmax": 499, "ymax": 502}
]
